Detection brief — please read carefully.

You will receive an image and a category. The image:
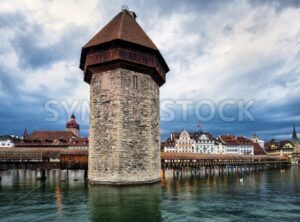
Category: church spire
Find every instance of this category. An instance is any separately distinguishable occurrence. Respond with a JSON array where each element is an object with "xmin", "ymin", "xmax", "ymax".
[
  {"xmin": 292, "ymin": 125, "xmax": 298, "ymax": 142},
  {"xmin": 22, "ymin": 128, "xmax": 29, "ymax": 139},
  {"xmin": 66, "ymin": 114, "xmax": 80, "ymax": 137}
]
